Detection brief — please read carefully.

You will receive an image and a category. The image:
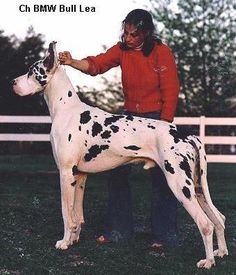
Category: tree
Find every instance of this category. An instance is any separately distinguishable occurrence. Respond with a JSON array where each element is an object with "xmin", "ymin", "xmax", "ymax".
[{"xmin": 150, "ymin": 0, "xmax": 236, "ymax": 116}]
